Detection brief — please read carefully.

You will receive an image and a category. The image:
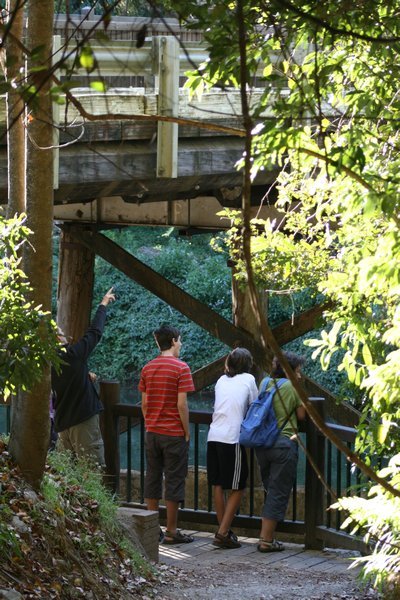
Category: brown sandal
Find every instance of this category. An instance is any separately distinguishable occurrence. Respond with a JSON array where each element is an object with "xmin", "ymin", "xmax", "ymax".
[
  {"xmin": 257, "ymin": 538, "xmax": 285, "ymax": 552},
  {"xmin": 163, "ymin": 529, "xmax": 194, "ymax": 544},
  {"xmin": 213, "ymin": 531, "xmax": 241, "ymax": 549}
]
